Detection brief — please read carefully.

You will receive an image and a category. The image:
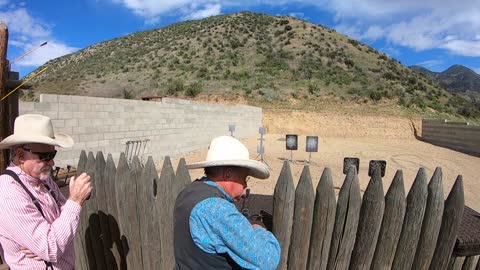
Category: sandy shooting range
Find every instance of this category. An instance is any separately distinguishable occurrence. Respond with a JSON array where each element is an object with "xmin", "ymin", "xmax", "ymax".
[{"xmin": 168, "ymin": 111, "xmax": 480, "ymax": 212}]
